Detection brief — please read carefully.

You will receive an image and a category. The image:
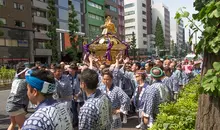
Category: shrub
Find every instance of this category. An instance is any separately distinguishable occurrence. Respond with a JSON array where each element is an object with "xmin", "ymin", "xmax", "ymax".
[
  {"xmin": 150, "ymin": 76, "xmax": 200, "ymax": 130},
  {"xmin": 0, "ymin": 67, "xmax": 16, "ymax": 85}
]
